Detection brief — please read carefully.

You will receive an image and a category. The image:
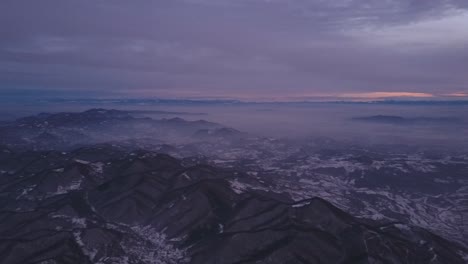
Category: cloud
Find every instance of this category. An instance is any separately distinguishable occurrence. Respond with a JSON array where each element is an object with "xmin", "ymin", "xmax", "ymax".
[
  {"xmin": 346, "ymin": 8, "xmax": 468, "ymax": 49},
  {"xmin": 0, "ymin": 0, "xmax": 467, "ymax": 99}
]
